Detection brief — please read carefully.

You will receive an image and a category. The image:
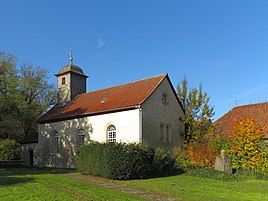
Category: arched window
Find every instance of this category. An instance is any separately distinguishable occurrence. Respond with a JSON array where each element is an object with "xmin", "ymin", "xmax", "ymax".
[
  {"xmin": 52, "ymin": 131, "xmax": 59, "ymax": 153},
  {"xmin": 107, "ymin": 125, "xmax": 116, "ymax": 142},
  {"xmin": 77, "ymin": 129, "xmax": 85, "ymax": 148}
]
